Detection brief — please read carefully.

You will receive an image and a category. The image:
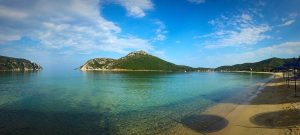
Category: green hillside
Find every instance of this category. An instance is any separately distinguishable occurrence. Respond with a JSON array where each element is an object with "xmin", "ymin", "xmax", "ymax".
[
  {"xmin": 81, "ymin": 51, "xmax": 298, "ymax": 72},
  {"xmin": 215, "ymin": 57, "xmax": 298, "ymax": 72},
  {"xmin": 0, "ymin": 55, "xmax": 42, "ymax": 71},
  {"xmin": 111, "ymin": 51, "xmax": 192, "ymax": 71},
  {"xmin": 80, "ymin": 51, "xmax": 193, "ymax": 71}
]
